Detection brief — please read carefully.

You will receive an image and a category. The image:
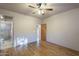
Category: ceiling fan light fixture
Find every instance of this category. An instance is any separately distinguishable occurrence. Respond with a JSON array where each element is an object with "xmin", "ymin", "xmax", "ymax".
[
  {"xmin": 38, "ymin": 10, "xmax": 41, "ymax": 15},
  {"xmin": 41, "ymin": 10, "xmax": 45, "ymax": 15},
  {"xmin": 28, "ymin": 3, "xmax": 53, "ymax": 15},
  {"xmin": 37, "ymin": 10, "xmax": 45, "ymax": 15},
  {"xmin": 0, "ymin": 15, "xmax": 4, "ymax": 19}
]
